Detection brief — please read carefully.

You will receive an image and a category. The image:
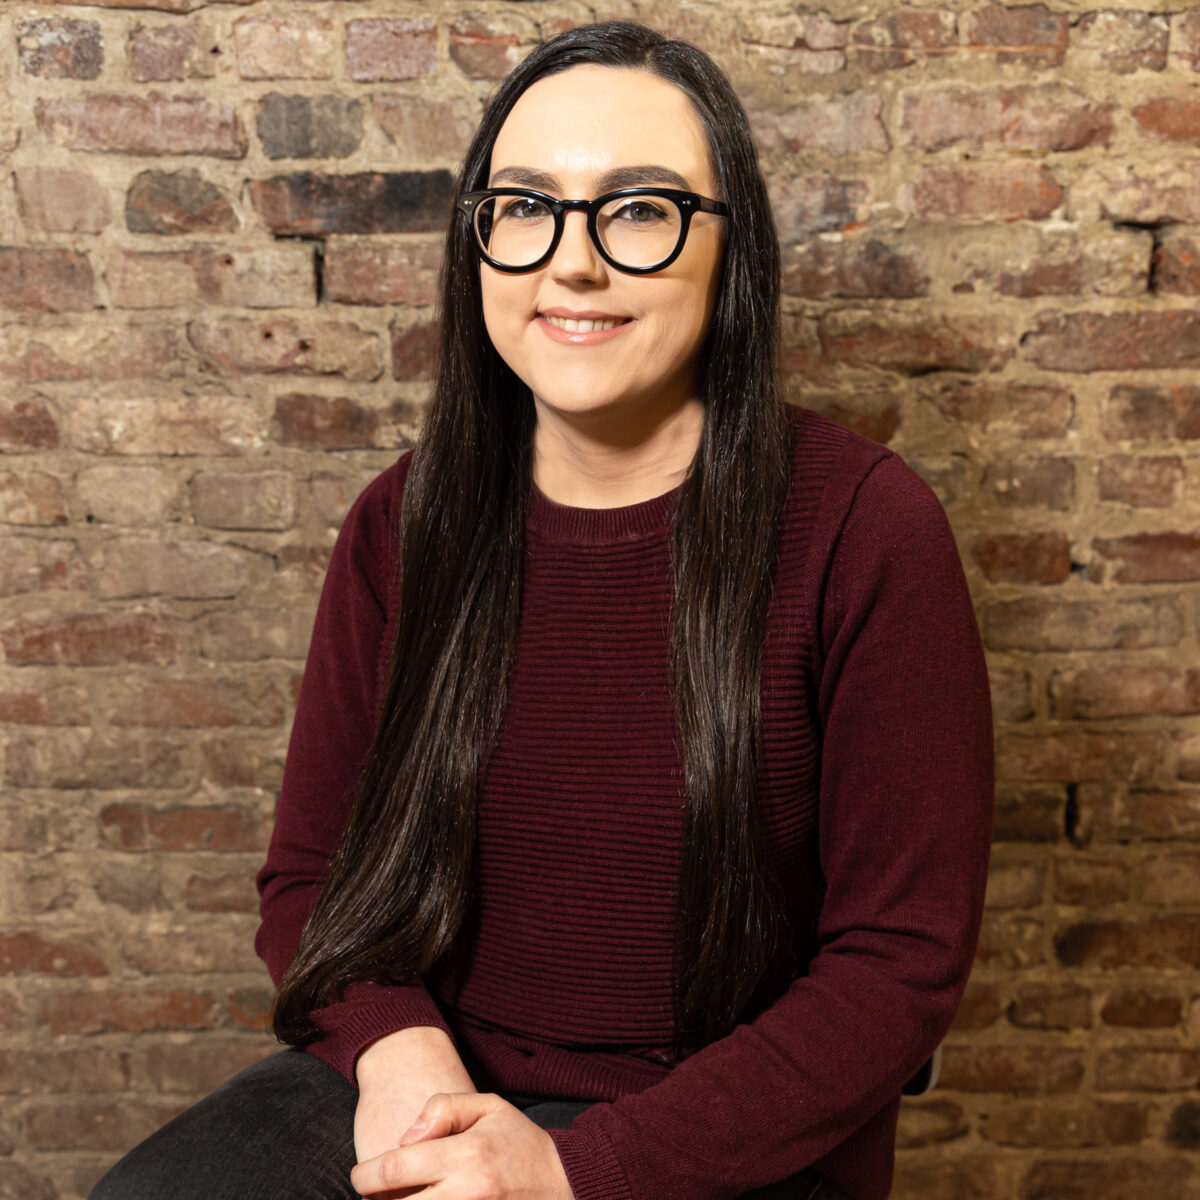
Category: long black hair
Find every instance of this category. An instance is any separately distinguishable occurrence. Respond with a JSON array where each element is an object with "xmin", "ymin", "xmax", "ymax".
[{"xmin": 272, "ymin": 20, "xmax": 793, "ymax": 1053}]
